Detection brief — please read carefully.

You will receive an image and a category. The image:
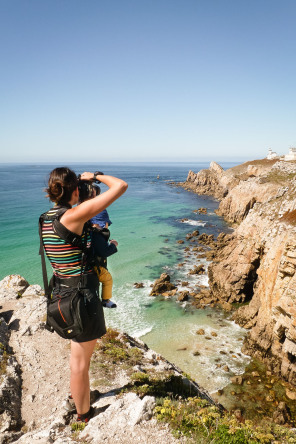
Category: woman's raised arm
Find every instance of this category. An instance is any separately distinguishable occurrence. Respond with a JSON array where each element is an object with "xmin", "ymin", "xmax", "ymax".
[{"xmin": 61, "ymin": 173, "xmax": 128, "ymax": 235}]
